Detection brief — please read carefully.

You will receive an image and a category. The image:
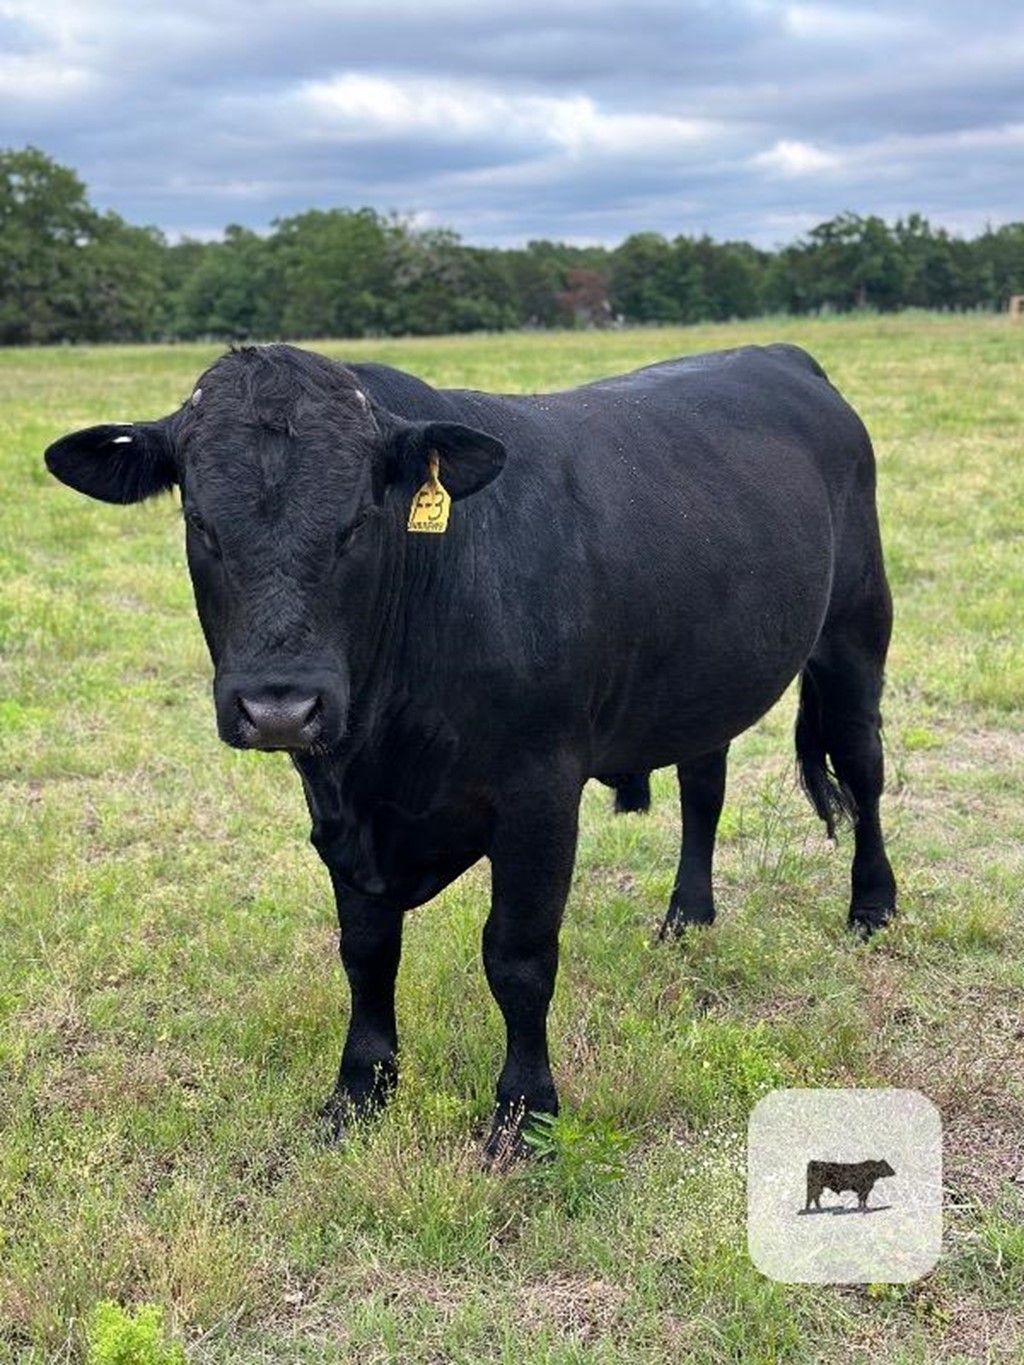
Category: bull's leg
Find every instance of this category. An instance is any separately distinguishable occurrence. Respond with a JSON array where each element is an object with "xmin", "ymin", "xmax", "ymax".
[
  {"xmin": 321, "ymin": 876, "xmax": 404, "ymax": 1138},
  {"xmin": 660, "ymin": 746, "xmax": 729, "ymax": 936},
  {"xmin": 482, "ymin": 764, "xmax": 581, "ymax": 1165},
  {"xmin": 803, "ymin": 627, "xmax": 896, "ymax": 935},
  {"xmin": 806, "ymin": 1168, "xmax": 823, "ymax": 1210},
  {"xmin": 612, "ymin": 772, "xmax": 651, "ymax": 814}
]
